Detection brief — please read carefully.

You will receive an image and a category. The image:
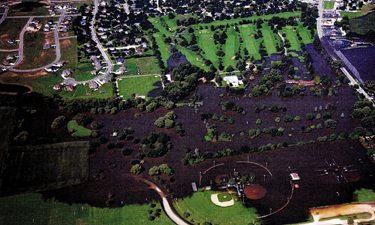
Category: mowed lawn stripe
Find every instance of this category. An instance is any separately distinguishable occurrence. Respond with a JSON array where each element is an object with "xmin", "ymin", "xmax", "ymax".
[
  {"xmin": 261, "ymin": 24, "xmax": 278, "ymax": 56},
  {"xmin": 239, "ymin": 25, "xmax": 261, "ymax": 60},
  {"xmin": 177, "ymin": 46, "xmax": 208, "ymax": 70},
  {"xmin": 223, "ymin": 27, "xmax": 239, "ymax": 67},
  {"xmin": 198, "ymin": 31, "xmax": 218, "ymax": 67},
  {"xmin": 283, "ymin": 26, "xmax": 300, "ymax": 51},
  {"xmin": 118, "ymin": 76, "xmax": 161, "ymax": 99}
]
